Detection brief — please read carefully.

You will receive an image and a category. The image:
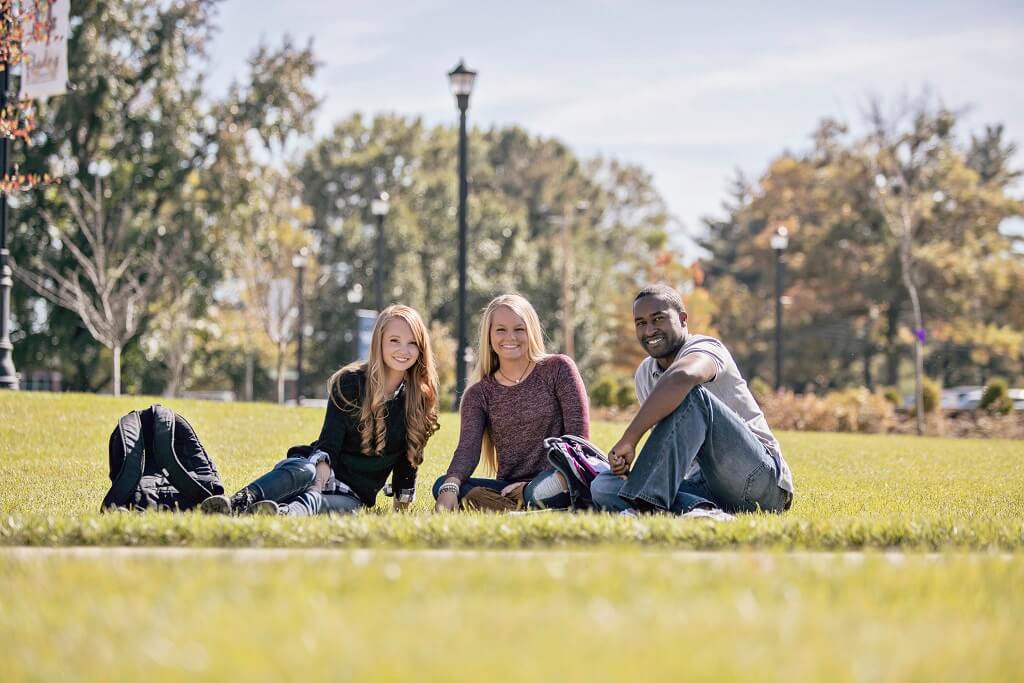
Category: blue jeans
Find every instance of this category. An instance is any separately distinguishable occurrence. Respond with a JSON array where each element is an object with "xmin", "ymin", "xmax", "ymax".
[
  {"xmin": 248, "ymin": 457, "xmax": 365, "ymax": 516},
  {"xmin": 591, "ymin": 386, "xmax": 791, "ymax": 514},
  {"xmin": 432, "ymin": 468, "xmax": 571, "ymax": 510}
]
